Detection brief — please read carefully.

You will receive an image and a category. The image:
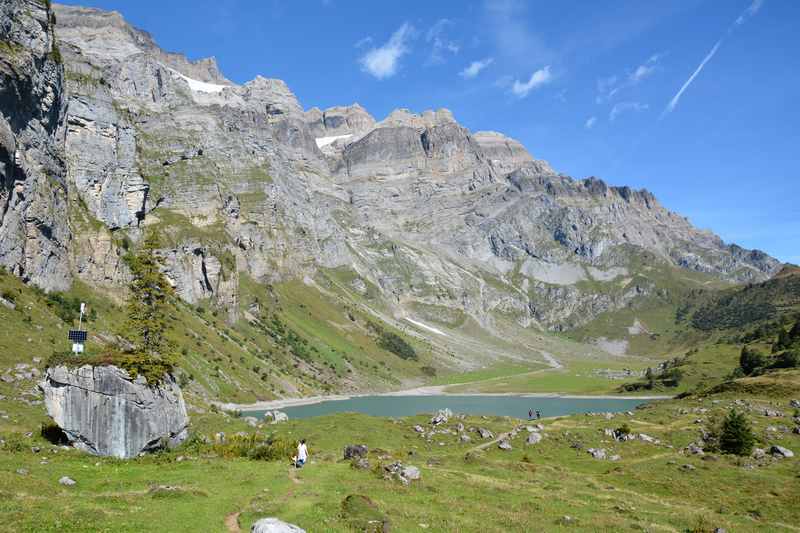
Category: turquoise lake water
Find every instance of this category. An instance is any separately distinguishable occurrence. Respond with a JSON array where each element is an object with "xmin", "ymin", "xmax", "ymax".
[{"xmin": 247, "ymin": 395, "xmax": 649, "ymax": 420}]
